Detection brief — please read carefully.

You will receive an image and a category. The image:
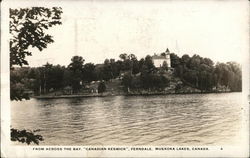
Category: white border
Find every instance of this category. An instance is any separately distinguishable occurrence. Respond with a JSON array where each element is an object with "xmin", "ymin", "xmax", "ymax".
[{"xmin": 1, "ymin": 0, "xmax": 249, "ymax": 157}]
